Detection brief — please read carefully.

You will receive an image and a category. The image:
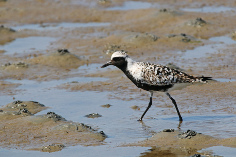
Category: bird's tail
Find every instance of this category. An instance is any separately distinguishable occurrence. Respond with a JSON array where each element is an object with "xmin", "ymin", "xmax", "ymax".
[{"xmin": 197, "ymin": 76, "xmax": 212, "ymax": 83}]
